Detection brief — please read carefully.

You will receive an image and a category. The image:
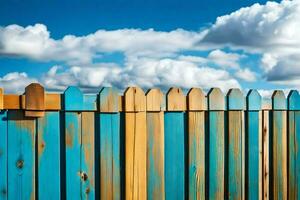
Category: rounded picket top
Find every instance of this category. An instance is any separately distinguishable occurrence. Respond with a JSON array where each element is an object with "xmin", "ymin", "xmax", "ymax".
[
  {"xmin": 187, "ymin": 88, "xmax": 206, "ymax": 111},
  {"xmin": 99, "ymin": 87, "xmax": 119, "ymax": 112},
  {"xmin": 124, "ymin": 87, "xmax": 146, "ymax": 112},
  {"xmin": 64, "ymin": 86, "xmax": 83, "ymax": 111},
  {"xmin": 227, "ymin": 88, "xmax": 245, "ymax": 110},
  {"xmin": 288, "ymin": 90, "xmax": 300, "ymax": 111},
  {"xmin": 246, "ymin": 89, "xmax": 262, "ymax": 111},
  {"xmin": 166, "ymin": 87, "xmax": 186, "ymax": 111},
  {"xmin": 25, "ymin": 83, "xmax": 45, "ymax": 110},
  {"xmin": 207, "ymin": 88, "xmax": 225, "ymax": 111},
  {"xmin": 146, "ymin": 88, "xmax": 165, "ymax": 111},
  {"xmin": 272, "ymin": 90, "xmax": 286, "ymax": 110}
]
